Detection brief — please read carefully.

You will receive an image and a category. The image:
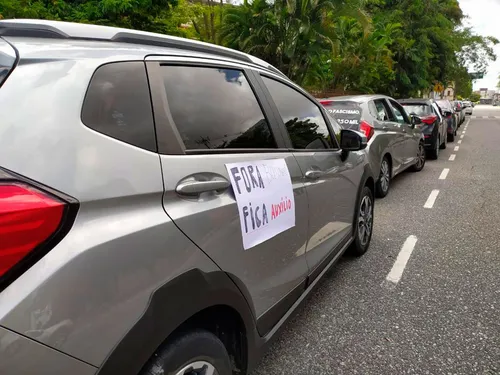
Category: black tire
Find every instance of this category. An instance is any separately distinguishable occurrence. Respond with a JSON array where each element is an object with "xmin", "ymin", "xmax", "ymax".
[
  {"xmin": 440, "ymin": 133, "xmax": 447, "ymax": 149},
  {"xmin": 375, "ymin": 156, "xmax": 390, "ymax": 198},
  {"xmin": 428, "ymin": 136, "xmax": 439, "ymax": 160},
  {"xmin": 140, "ymin": 330, "xmax": 232, "ymax": 375},
  {"xmin": 411, "ymin": 142, "xmax": 426, "ymax": 172},
  {"xmin": 447, "ymin": 131, "xmax": 455, "ymax": 142},
  {"xmin": 348, "ymin": 186, "xmax": 374, "ymax": 257}
]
